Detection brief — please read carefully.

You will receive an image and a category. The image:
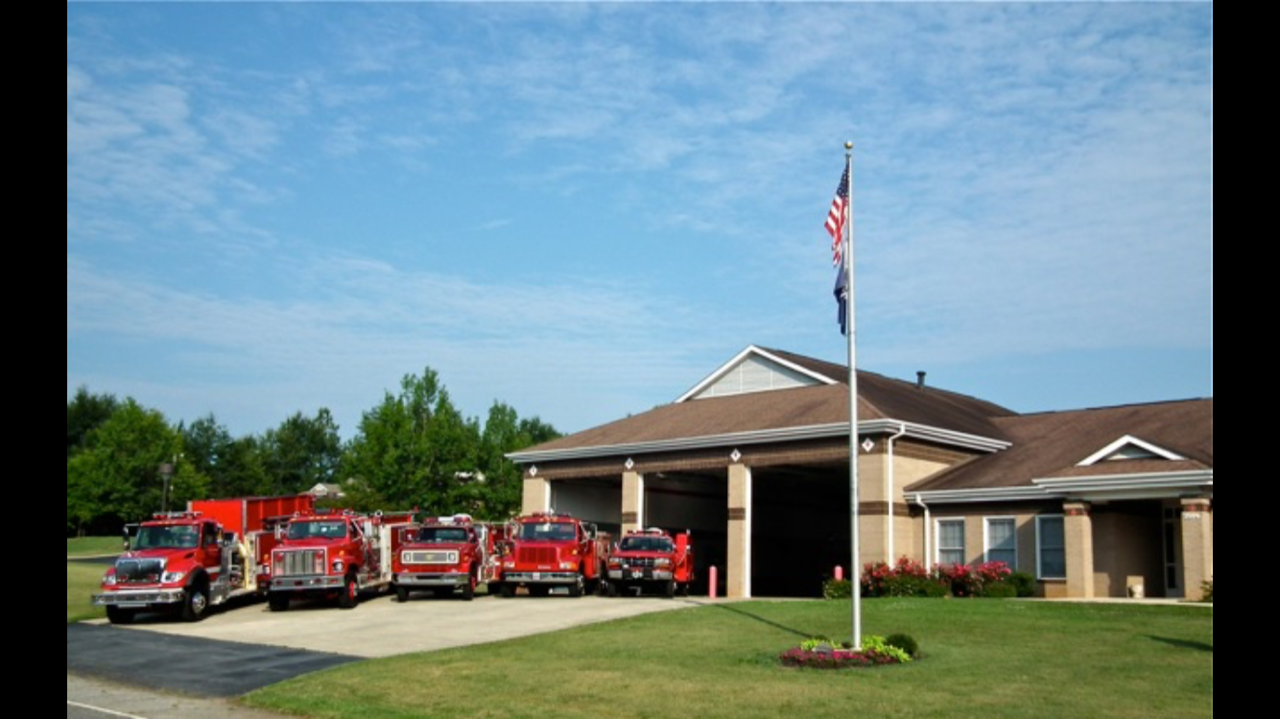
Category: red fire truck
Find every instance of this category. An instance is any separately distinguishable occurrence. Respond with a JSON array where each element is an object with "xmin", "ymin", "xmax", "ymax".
[
  {"xmin": 392, "ymin": 514, "xmax": 505, "ymax": 601},
  {"xmin": 606, "ymin": 528, "xmax": 694, "ymax": 598},
  {"xmin": 495, "ymin": 511, "xmax": 610, "ymax": 598},
  {"xmin": 91, "ymin": 494, "xmax": 314, "ymax": 624},
  {"xmin": 265, "ymin": 509, "xmax": 415, "ymax": 611}
]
